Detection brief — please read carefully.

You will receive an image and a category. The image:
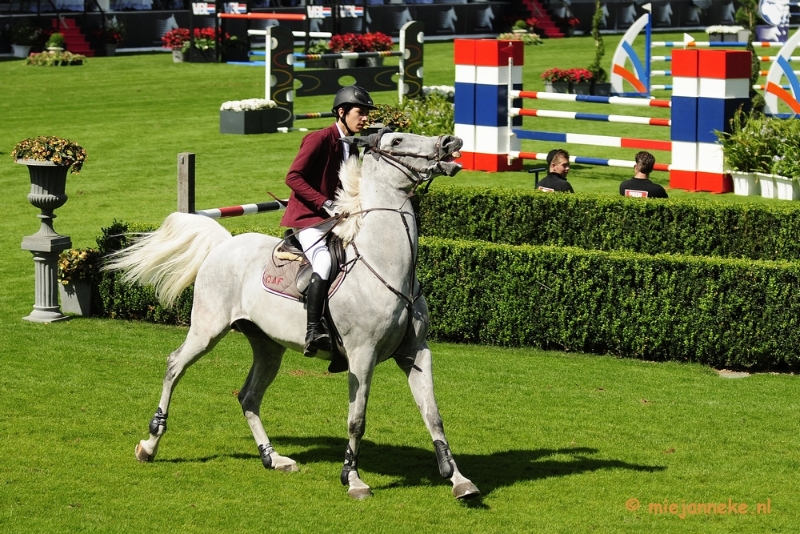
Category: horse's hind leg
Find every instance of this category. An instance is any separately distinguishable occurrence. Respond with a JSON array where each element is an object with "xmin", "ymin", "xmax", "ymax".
[
  {"xmin": 135, "ymin": 323, "xmax": 229, "ymax": 462},
  {"xmin": 235, "ymin": 320, "xmax": 298, "ymax": 472},
  {"xmin": 397, "ymin": 342, "xmax": 480, "ymax": 500}
]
